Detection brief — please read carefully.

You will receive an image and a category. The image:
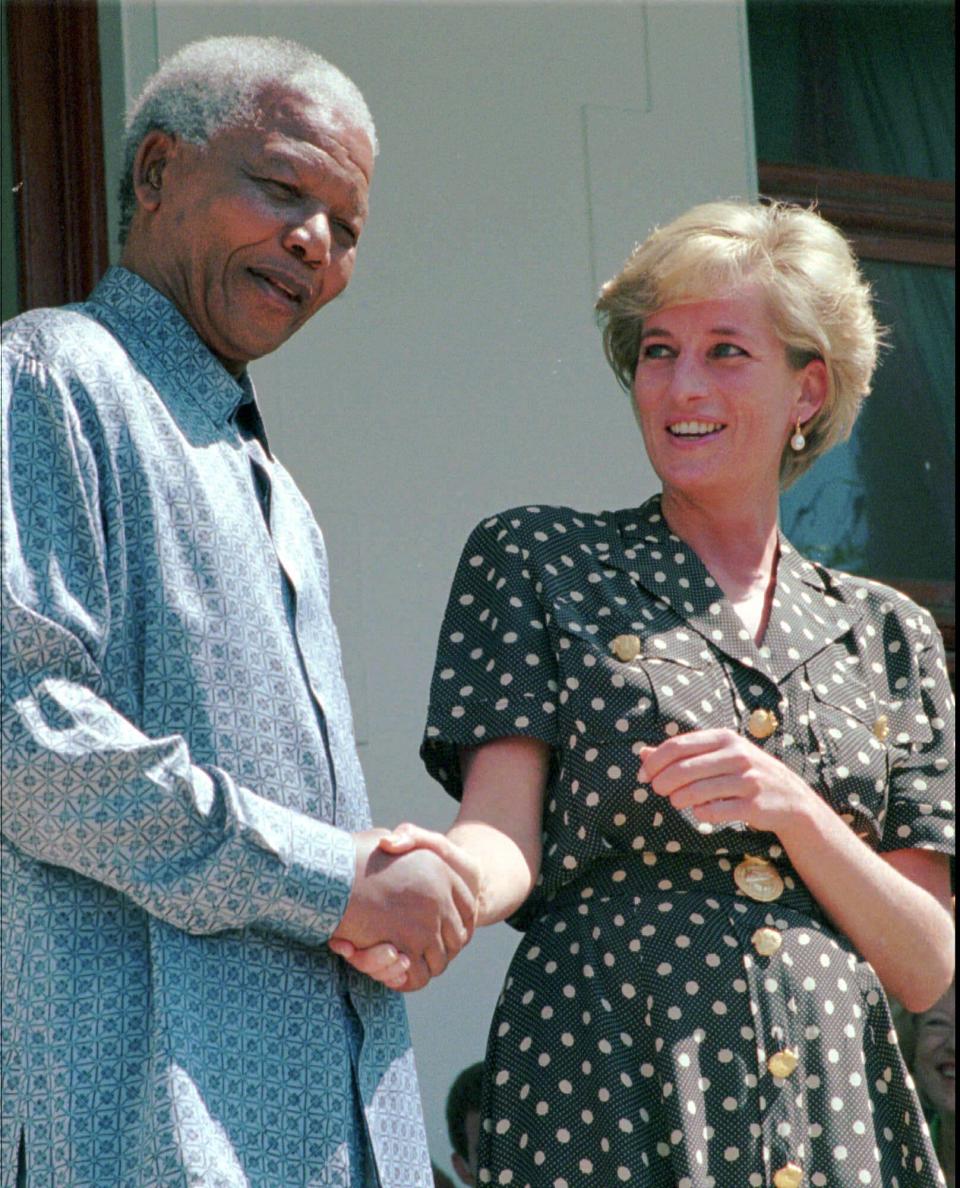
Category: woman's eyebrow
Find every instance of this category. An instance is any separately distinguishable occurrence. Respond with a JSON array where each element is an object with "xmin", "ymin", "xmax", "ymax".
[{"xmin": 639, "ymin": 323, "xmax": 750, "ymax": 340}]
